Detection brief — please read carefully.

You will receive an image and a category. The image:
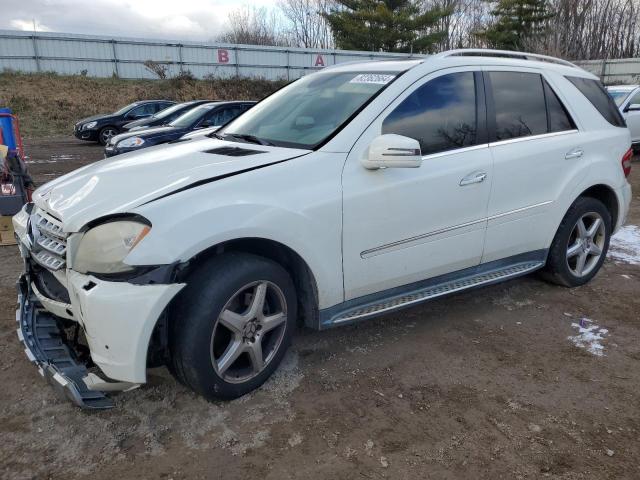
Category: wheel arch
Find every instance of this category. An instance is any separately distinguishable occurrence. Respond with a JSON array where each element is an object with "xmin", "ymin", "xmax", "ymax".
[
  {"xmin": 576, "ymin": 183, "xmax": 619, "ymax": 230},
  {"xmin": 178, "ymin": 237, "xmax": 320, "ymax": 329}
]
